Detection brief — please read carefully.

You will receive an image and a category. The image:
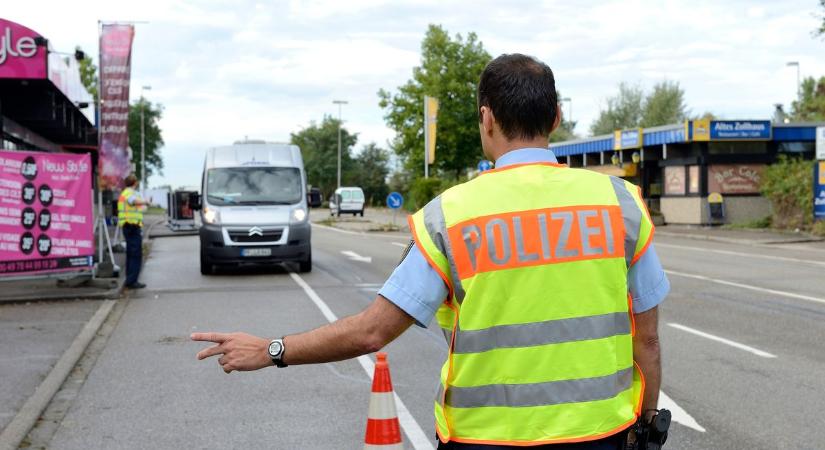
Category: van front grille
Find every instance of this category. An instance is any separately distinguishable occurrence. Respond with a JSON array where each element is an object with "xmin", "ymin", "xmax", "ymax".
[{"xmin": 227, "ymin": 228, "xmax": 283, "ymax": 243}]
